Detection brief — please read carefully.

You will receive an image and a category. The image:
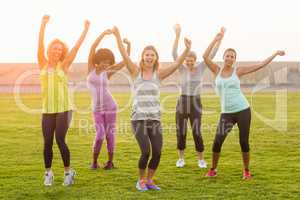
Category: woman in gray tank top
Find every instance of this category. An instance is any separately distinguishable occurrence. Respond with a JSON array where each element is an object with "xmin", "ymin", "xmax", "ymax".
[
  {"xmin": 172, "ymin": 24, "xmax": 223, "ymax": 169},
  {"xmin": 112, "ymin": 26, "xmax": 191, "ymax": 191}
]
